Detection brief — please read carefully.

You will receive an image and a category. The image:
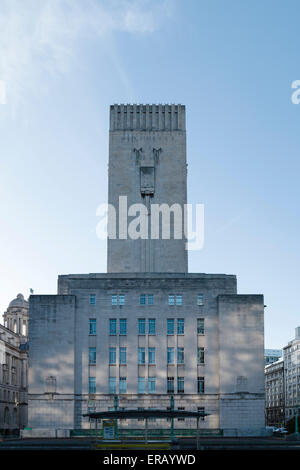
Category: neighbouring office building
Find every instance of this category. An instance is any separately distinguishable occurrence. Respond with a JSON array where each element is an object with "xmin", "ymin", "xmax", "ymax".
[
  {"xmin": 283, "ymin": 327, "xmax": 300, "ymax": 422},
  {"xmin": 26, "ymin": 104, "xmax": 265, "ymax": 437},
  {"xmin": 264, "ymin": 349, "xmax": 282, "ymax": 366},
  {"xmin": 265, "ymin": 359, "xmax": 285, "ymax": 427}
]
